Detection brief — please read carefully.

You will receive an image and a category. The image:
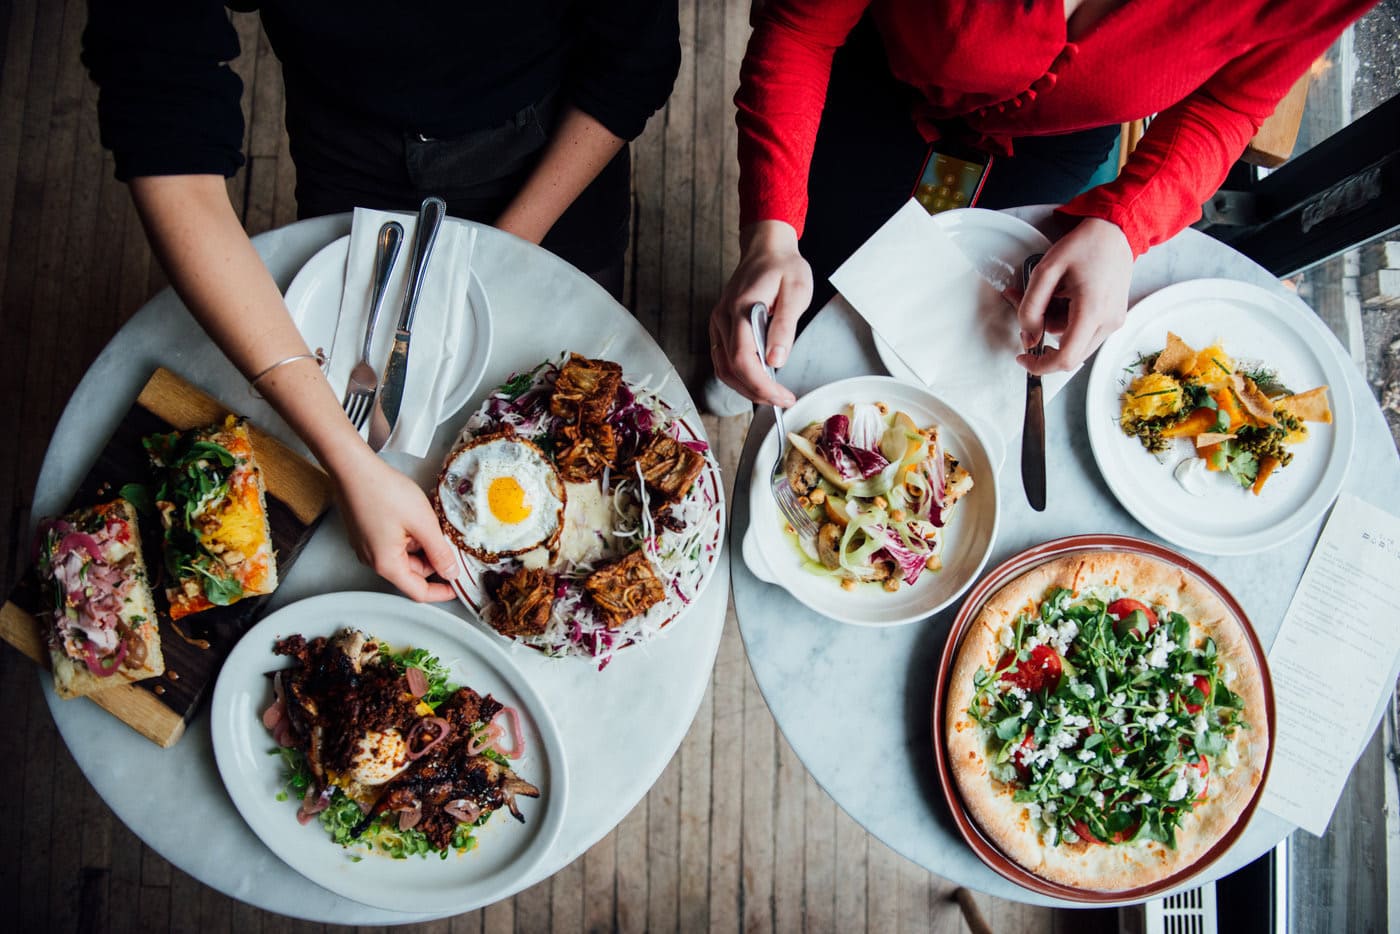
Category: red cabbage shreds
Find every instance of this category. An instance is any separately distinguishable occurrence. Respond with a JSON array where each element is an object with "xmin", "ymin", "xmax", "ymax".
[
  {"xmin": 680, "ymin": 439, "xmax": 709, "ymax": 454},
  {"xmin": 817, "ymin": 413, "xmax": 889, "ymax": 481},
  {"xmin": 877, "ymin": 529, "xmax": 930, "ymax": 585}
]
